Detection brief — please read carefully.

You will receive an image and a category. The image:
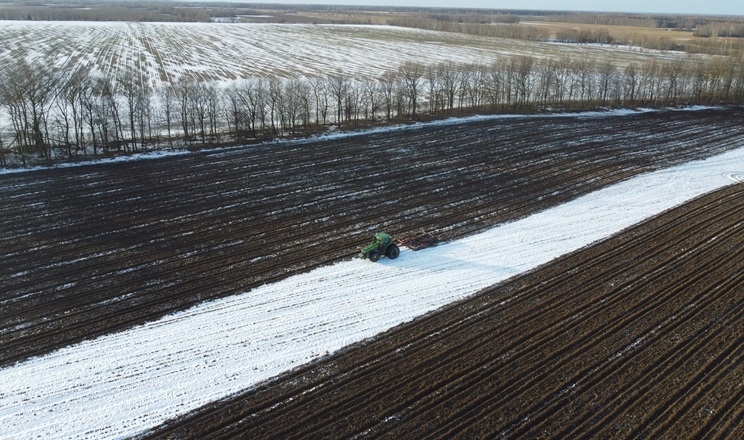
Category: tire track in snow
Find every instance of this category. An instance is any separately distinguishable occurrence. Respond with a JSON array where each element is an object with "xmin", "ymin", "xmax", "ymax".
[{"xmin": 0, "ymin": 148, "xmax": 743, "ymax": 439}]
